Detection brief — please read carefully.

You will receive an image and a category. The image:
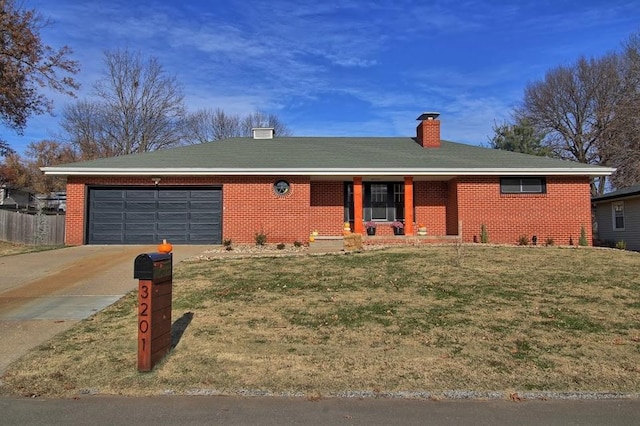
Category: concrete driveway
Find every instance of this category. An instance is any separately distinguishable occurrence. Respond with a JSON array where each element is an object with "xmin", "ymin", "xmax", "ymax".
[{"xmin": 0, "ymin": 245, "xmax": 209, "ymax": 374}]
